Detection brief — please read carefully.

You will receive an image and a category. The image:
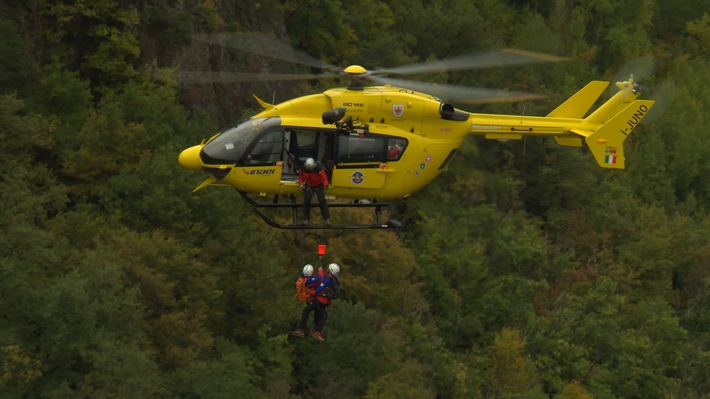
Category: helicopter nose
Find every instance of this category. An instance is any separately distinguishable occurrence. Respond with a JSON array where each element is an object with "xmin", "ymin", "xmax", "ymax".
[{"xmin": 178, "ymin": 145, "xmax": 203, "ymax": 170}]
